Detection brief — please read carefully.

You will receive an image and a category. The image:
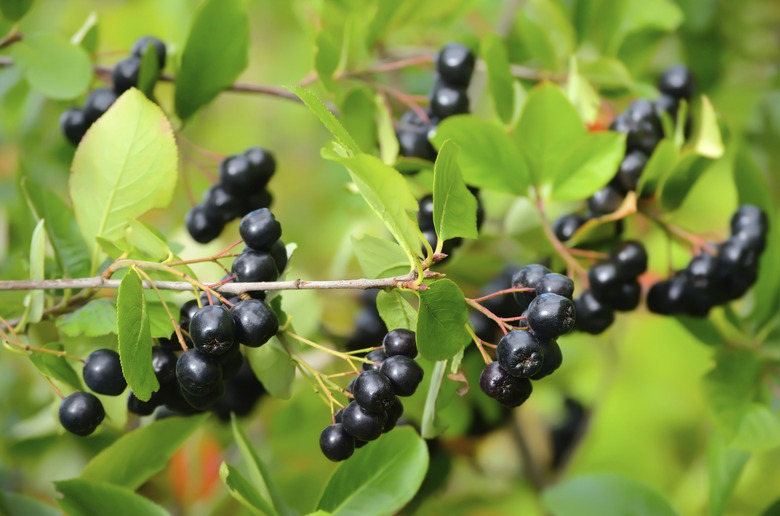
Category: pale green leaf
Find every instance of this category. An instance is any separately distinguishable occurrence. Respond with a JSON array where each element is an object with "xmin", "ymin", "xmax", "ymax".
[
  {"xmin": 432, "ymin": 141, "xmax": 478, "ymax": 242},
  {"xmin": 376, "ymin": 290, "xmax": 417, "ymax": 331},
  {"xmin": 57, "ymin": 299, "xmax": 117, "ymax": 337},
  {"xmin": 117, "ymin": 268, "xmax": 158, "ymax": 401},
  {"xmin": 550, "ymin": 131, "xmax": 626, "ymax": 201},
  {"xmin": 288, "ymin": 85, "xmax": 360, "ymax": 155},
  {"xmin": 351, "ymin": 234, "xmax": 409, "ymax": 279},
  {"xmin": 10, "ymin": 33, "xmax": 92, "ymax": 99},
  {"xmin": 481, "ymin": 33, "xmax": 515, "ymax": 125},
  {"xmin": 247, "ymin": 336, "xmax": 295, "ymax": 399},
  {"xmin": 220, "ymin": 463, "xmax": 275, "ymax": 516},
  {"xmin": 26, "ymin": 219, "xmax": 45, "ymax": 324},
  {"xmin": 708, "ymin": 433, "xmax": 750, "ymax": 516}
]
